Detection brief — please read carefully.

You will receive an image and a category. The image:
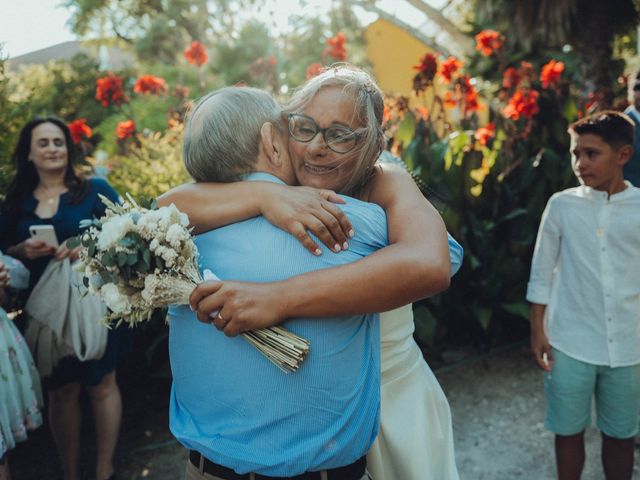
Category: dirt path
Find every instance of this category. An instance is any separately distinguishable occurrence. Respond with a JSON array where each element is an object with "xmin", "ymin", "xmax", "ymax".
[
  {"xmin": 439, "ymin": 344, "xmax": 640, "ymax": 480},
  {"xmin": 9, "ymin": 345, "xmax": 640, "ymax": 479}
]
